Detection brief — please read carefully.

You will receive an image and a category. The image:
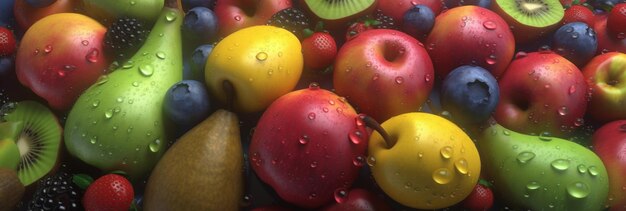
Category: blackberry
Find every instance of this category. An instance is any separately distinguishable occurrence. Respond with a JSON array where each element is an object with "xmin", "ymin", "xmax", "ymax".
[
  {"xmin": 267, "ymin": 7, "xmax": 311, "ymax": 39},
  {"xmin": 103, "ymin": 17, "xmax": 150, "ymax": 60},
  {"xmin": 373, "ymin": 9, "xmax": 399, "ymax": 30},
  {"xmin": 25, "ymin": 171, "xmax": 83, "ymax": 211}
]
